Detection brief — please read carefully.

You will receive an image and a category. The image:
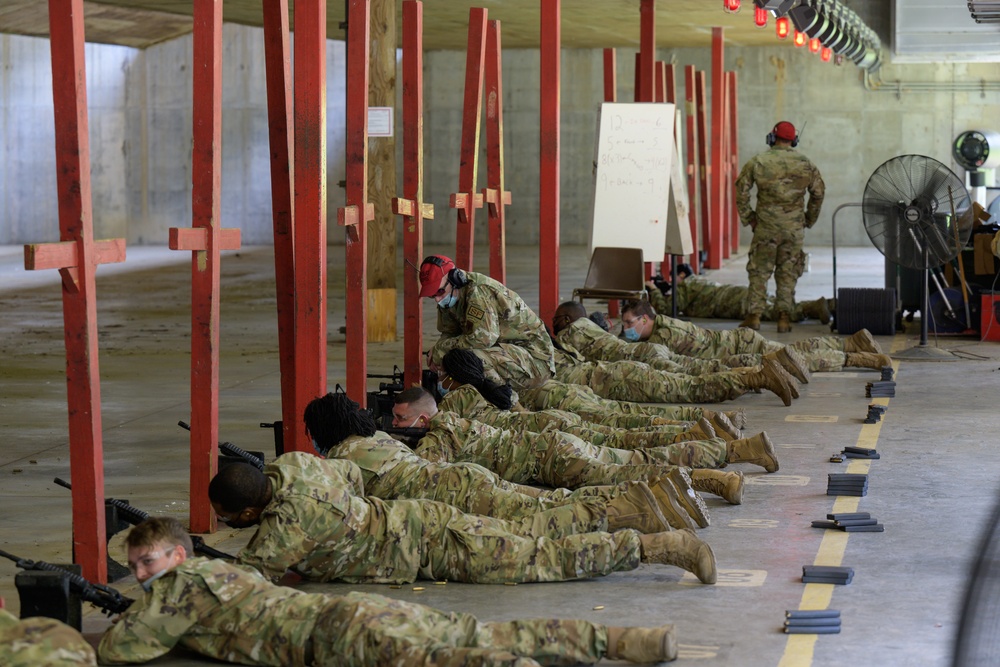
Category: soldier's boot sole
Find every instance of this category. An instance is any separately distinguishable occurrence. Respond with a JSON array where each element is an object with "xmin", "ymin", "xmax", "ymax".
[
  {"xmin": 606, "ymin": 625, "xmax": 678, "ymax": 663},
  {"xmin": 767, "ymin": 346, "xmax": 810, "ymax": 384},
  {"xmin": 691, "ymin": 469, "xmax": 745, "ymax": 505},
  {"xmin": 639, "ymin": 529, "xmax": 718, "ymax": 584},
  {"xmin": 605, "ymin": 482, "xmax": 672, "ymax": 534},
  {"xmin": 647, "ymin": 475, "xmax": 699, "ymax": 530},
  {"xmin": 844, "ymin": 328, "xmax": 882, "ymax": 354},
  {"xmin": 727, "ymin": 432, "xmax": 779, "ymax": 473},
  {"xmin": 664, "ymin": 467, "xmax": 710, "ymax": 528}
]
